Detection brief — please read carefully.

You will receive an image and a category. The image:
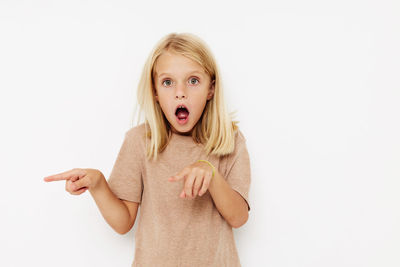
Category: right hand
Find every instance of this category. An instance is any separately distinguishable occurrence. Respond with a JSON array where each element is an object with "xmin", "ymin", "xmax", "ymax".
[{"xmin": 43, "ymin": 168, "xmax": 102, "ymax": 195}]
